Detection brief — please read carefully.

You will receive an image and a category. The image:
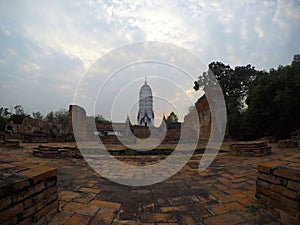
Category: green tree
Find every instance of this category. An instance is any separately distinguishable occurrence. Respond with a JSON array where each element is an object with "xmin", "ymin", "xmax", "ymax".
[
  {"xmin": 194, "ymin": 62, "xmax": 256, "ymax": 138},
  {"xmin": 32, "ymin": 111, "xmax": 43, "ymax": 120},
  {"xmin": 46, "ymin": 111, "xmax": 55, "ymax": 122},
  {"xmin": 55, "ymin": 110, "xmax": 68, "ymax": 124},
  {"xmin": 166, "ymin": 112, "xmax": 178, "ymax": 123},
  {"xmin": 10, "ymin": 105, "xmax": 29, "ymax": 124},
  {"xmin": 244, "ymin": 55, "xmax": 300, "ymax": 138},
  {"xmin": 14, "ymin": 105, "xmax": 25, "ymax": 115},
  {"xmin": 95, "ymin": 114, "xmax": 111, "ymax": 123}
]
